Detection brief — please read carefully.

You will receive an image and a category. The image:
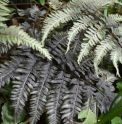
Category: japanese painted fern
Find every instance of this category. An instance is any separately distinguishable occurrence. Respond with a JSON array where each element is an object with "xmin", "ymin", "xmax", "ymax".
[
  {"xmin": 0, "ymin": 3, "xmax": 119, "ymax": 124},
  {"xmin": 41, "ymin": 0, "xmax": 122, "ymax": 76},
  {"xmin": 0, "ymin": 32, "xmax": 117, "ymax": 124}
]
